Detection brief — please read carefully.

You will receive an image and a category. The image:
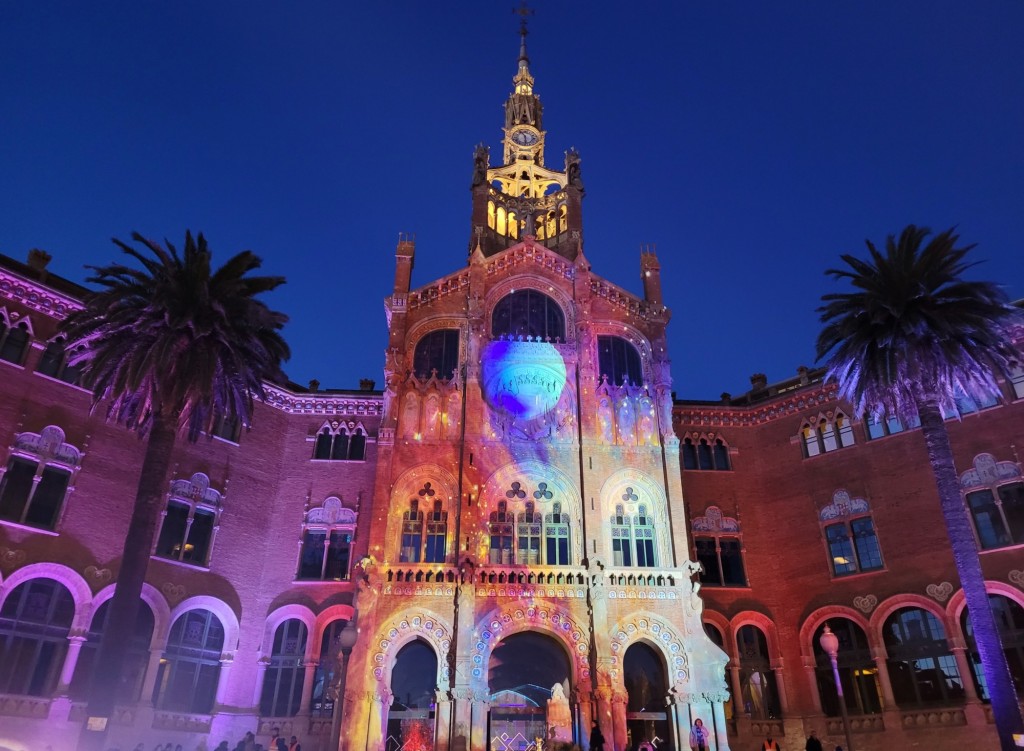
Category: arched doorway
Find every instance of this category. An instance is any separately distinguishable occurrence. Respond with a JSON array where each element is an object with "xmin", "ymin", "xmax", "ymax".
[
  {"xmin": 488, "ymin": 632, "xmax": 573, "ymax": 751},
  {"xmin": 387, "ymin": 640, "xmax": 438, "ymax": 751},
  {"xmin": 623, "ymin": 642, "xmax": 669, "ymax": 751}
]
